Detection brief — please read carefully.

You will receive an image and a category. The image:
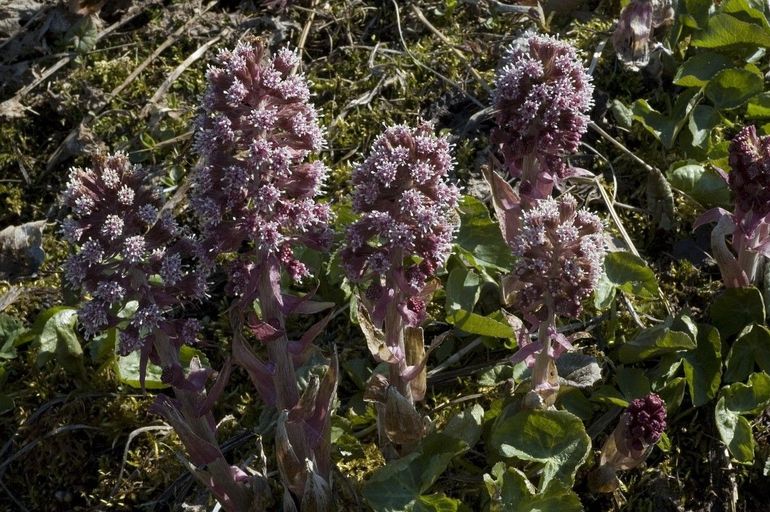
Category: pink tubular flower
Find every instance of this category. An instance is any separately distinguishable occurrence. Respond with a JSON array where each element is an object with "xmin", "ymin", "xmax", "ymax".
[
  {"xmin": 504, "ymin": 195, "xmax": 606, "ymax": 320},
  {"xmin": 191, "ymin": 40, "xmax": 332, "ymax": 282},
  {"xmin": 342, "ymin": 122, "xmax": 460, "ymax": 327},
  {"xmin": 491, "ymin": 32, "xmax": 593, "ymax": 198},
  {"xmin": 61, "ymin": 152, "xmax": 205, "ymax": 355}
]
